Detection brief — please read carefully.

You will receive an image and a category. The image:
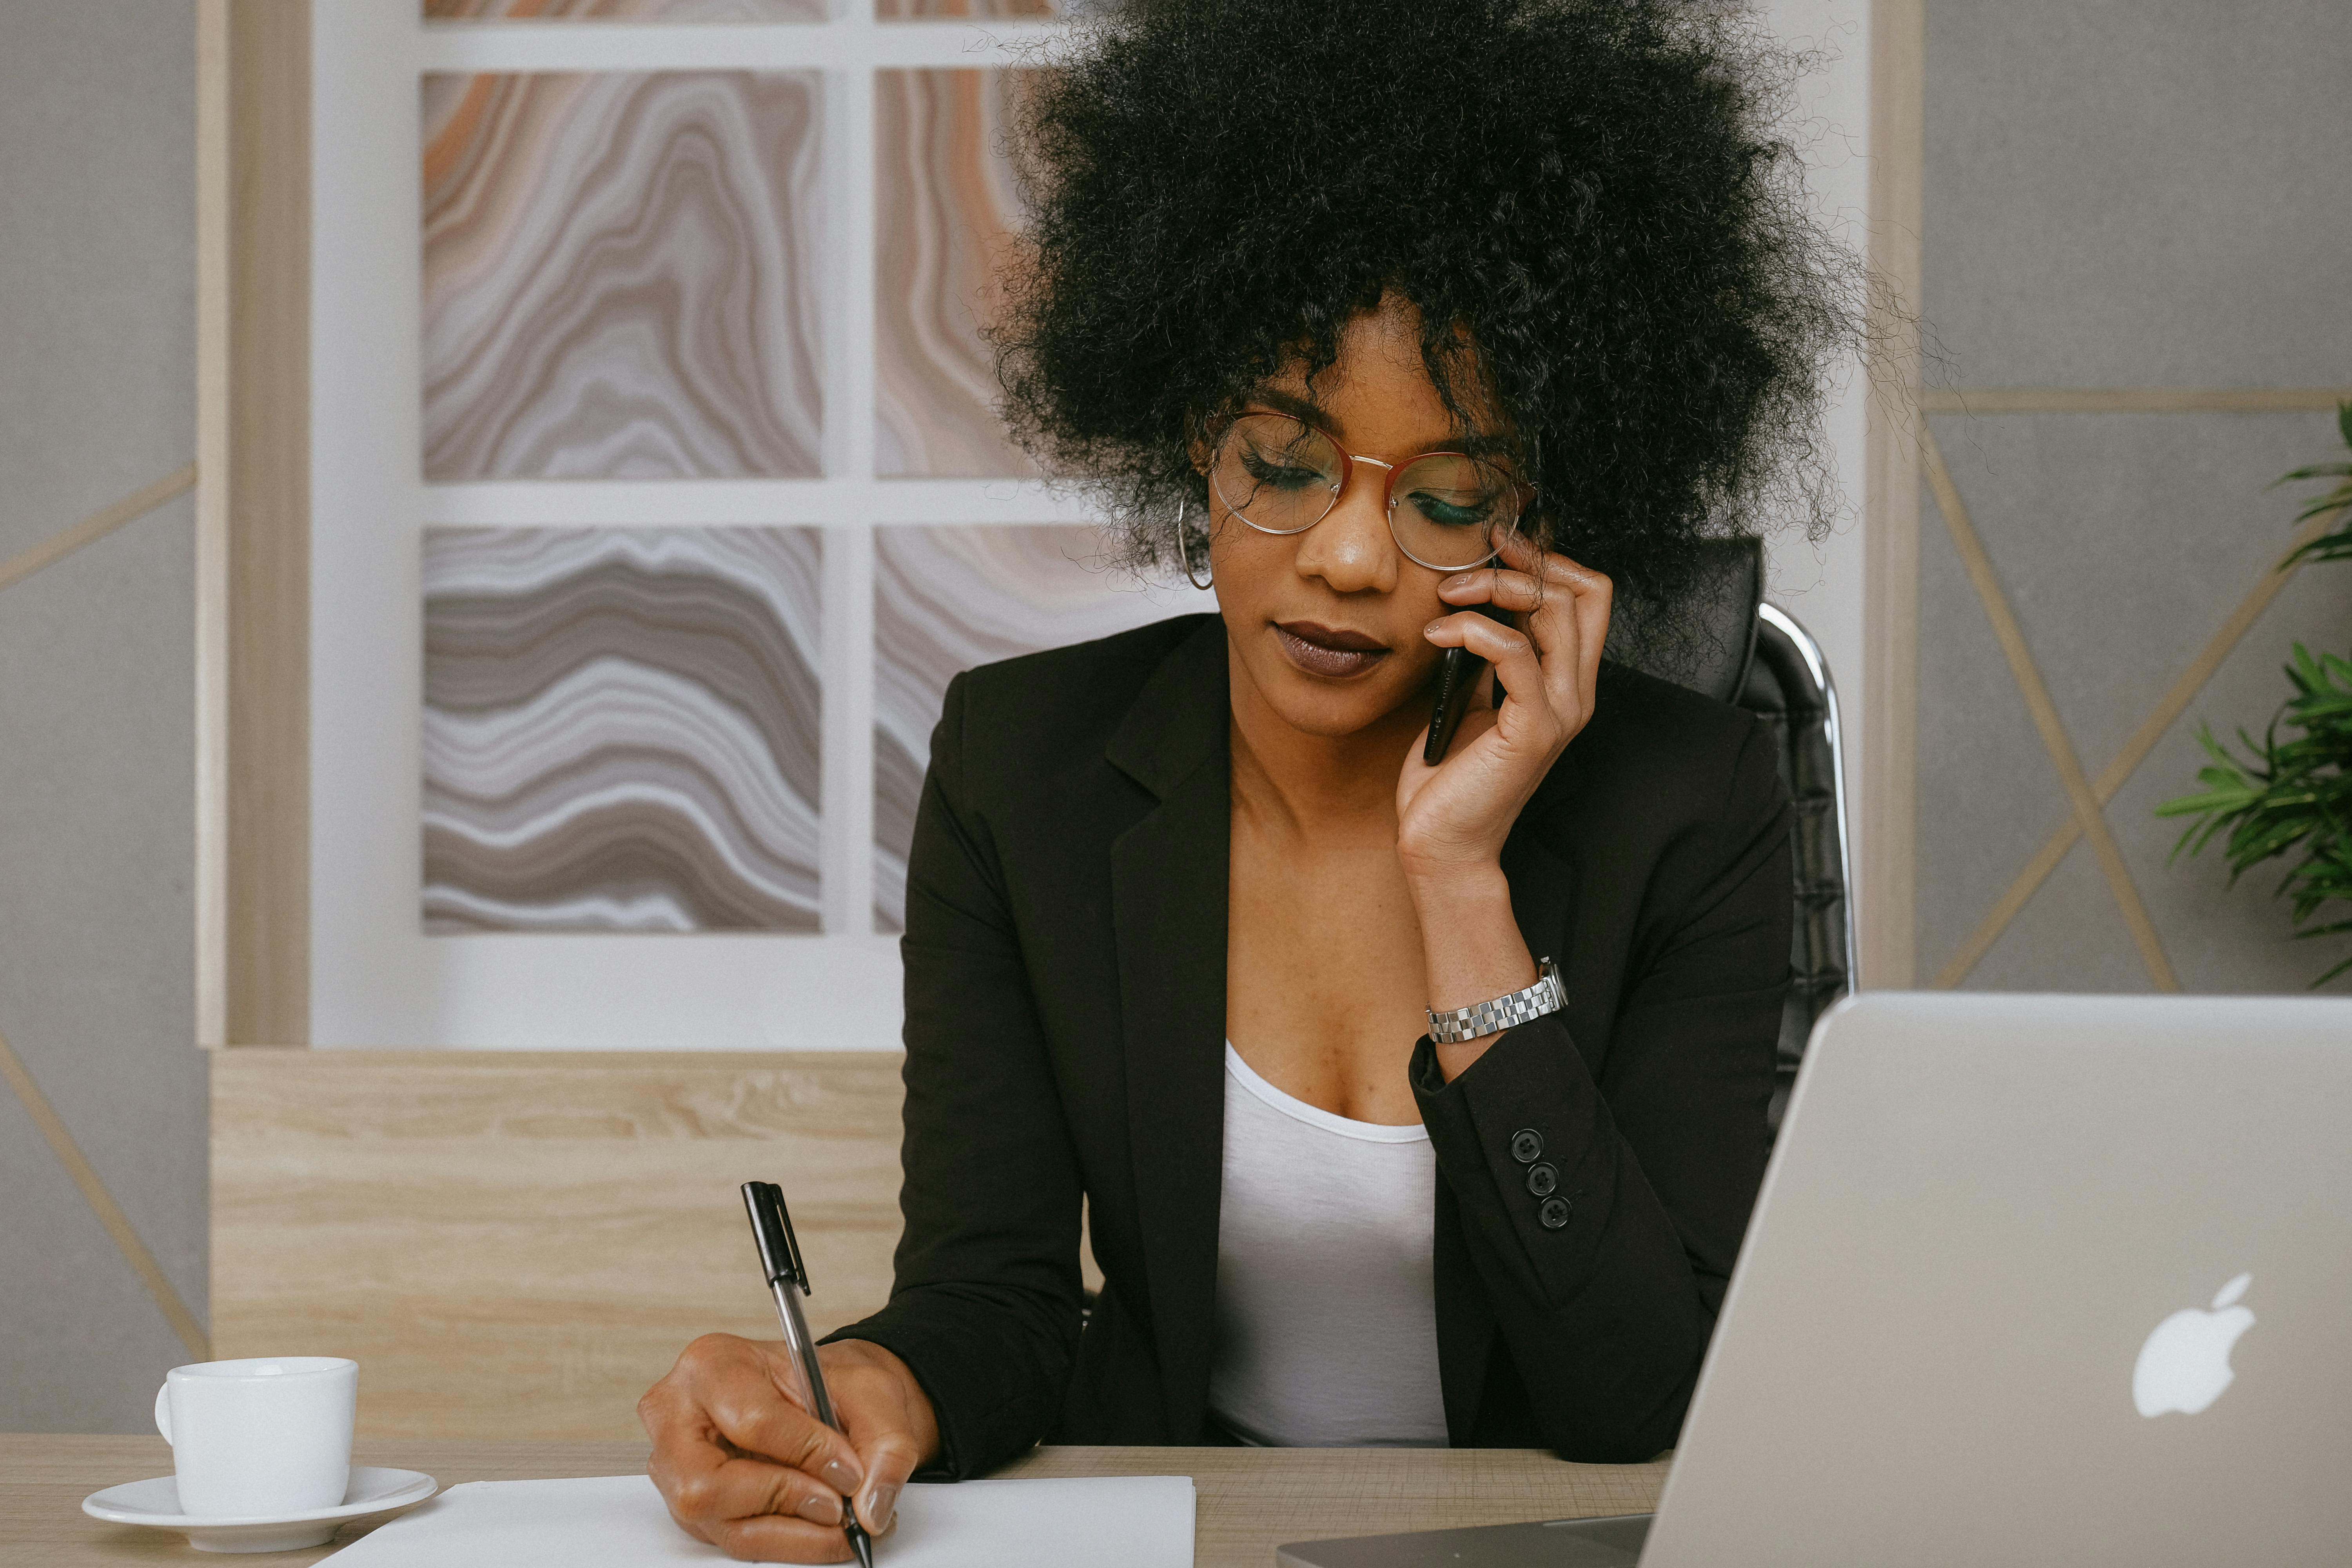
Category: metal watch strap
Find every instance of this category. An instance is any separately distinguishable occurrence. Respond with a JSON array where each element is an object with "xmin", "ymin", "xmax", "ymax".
[{"xmin": 1426, "ymin": 957, "xmax": 1566, "ymax": 1045}]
